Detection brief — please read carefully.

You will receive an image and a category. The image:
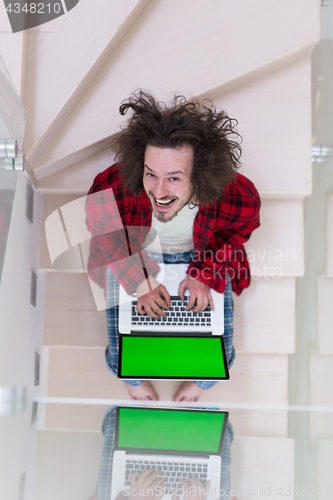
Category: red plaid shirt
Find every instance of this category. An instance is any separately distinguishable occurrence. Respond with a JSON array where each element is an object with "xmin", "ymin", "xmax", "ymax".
[{"xmin": 85, "ymin": 163, "xmax": 260, "ymax": 296}]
